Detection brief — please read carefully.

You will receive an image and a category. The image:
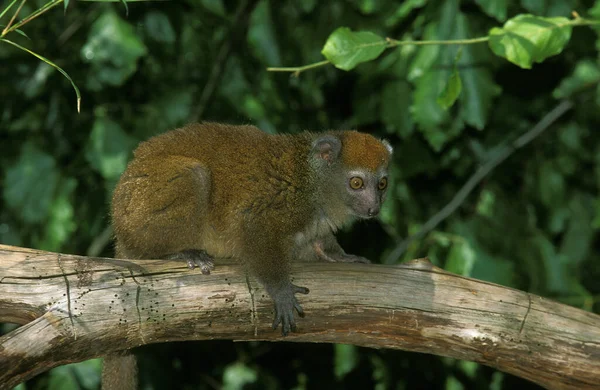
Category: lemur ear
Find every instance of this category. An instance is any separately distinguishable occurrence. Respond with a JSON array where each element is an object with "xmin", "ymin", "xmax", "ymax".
[
  {"xmin": 382, "ymin": 139, "xmax": 393, "ymax": 155},
  {"xmin": 311, "ymin": 135, "xmax": 341, "ymax": 166}
]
